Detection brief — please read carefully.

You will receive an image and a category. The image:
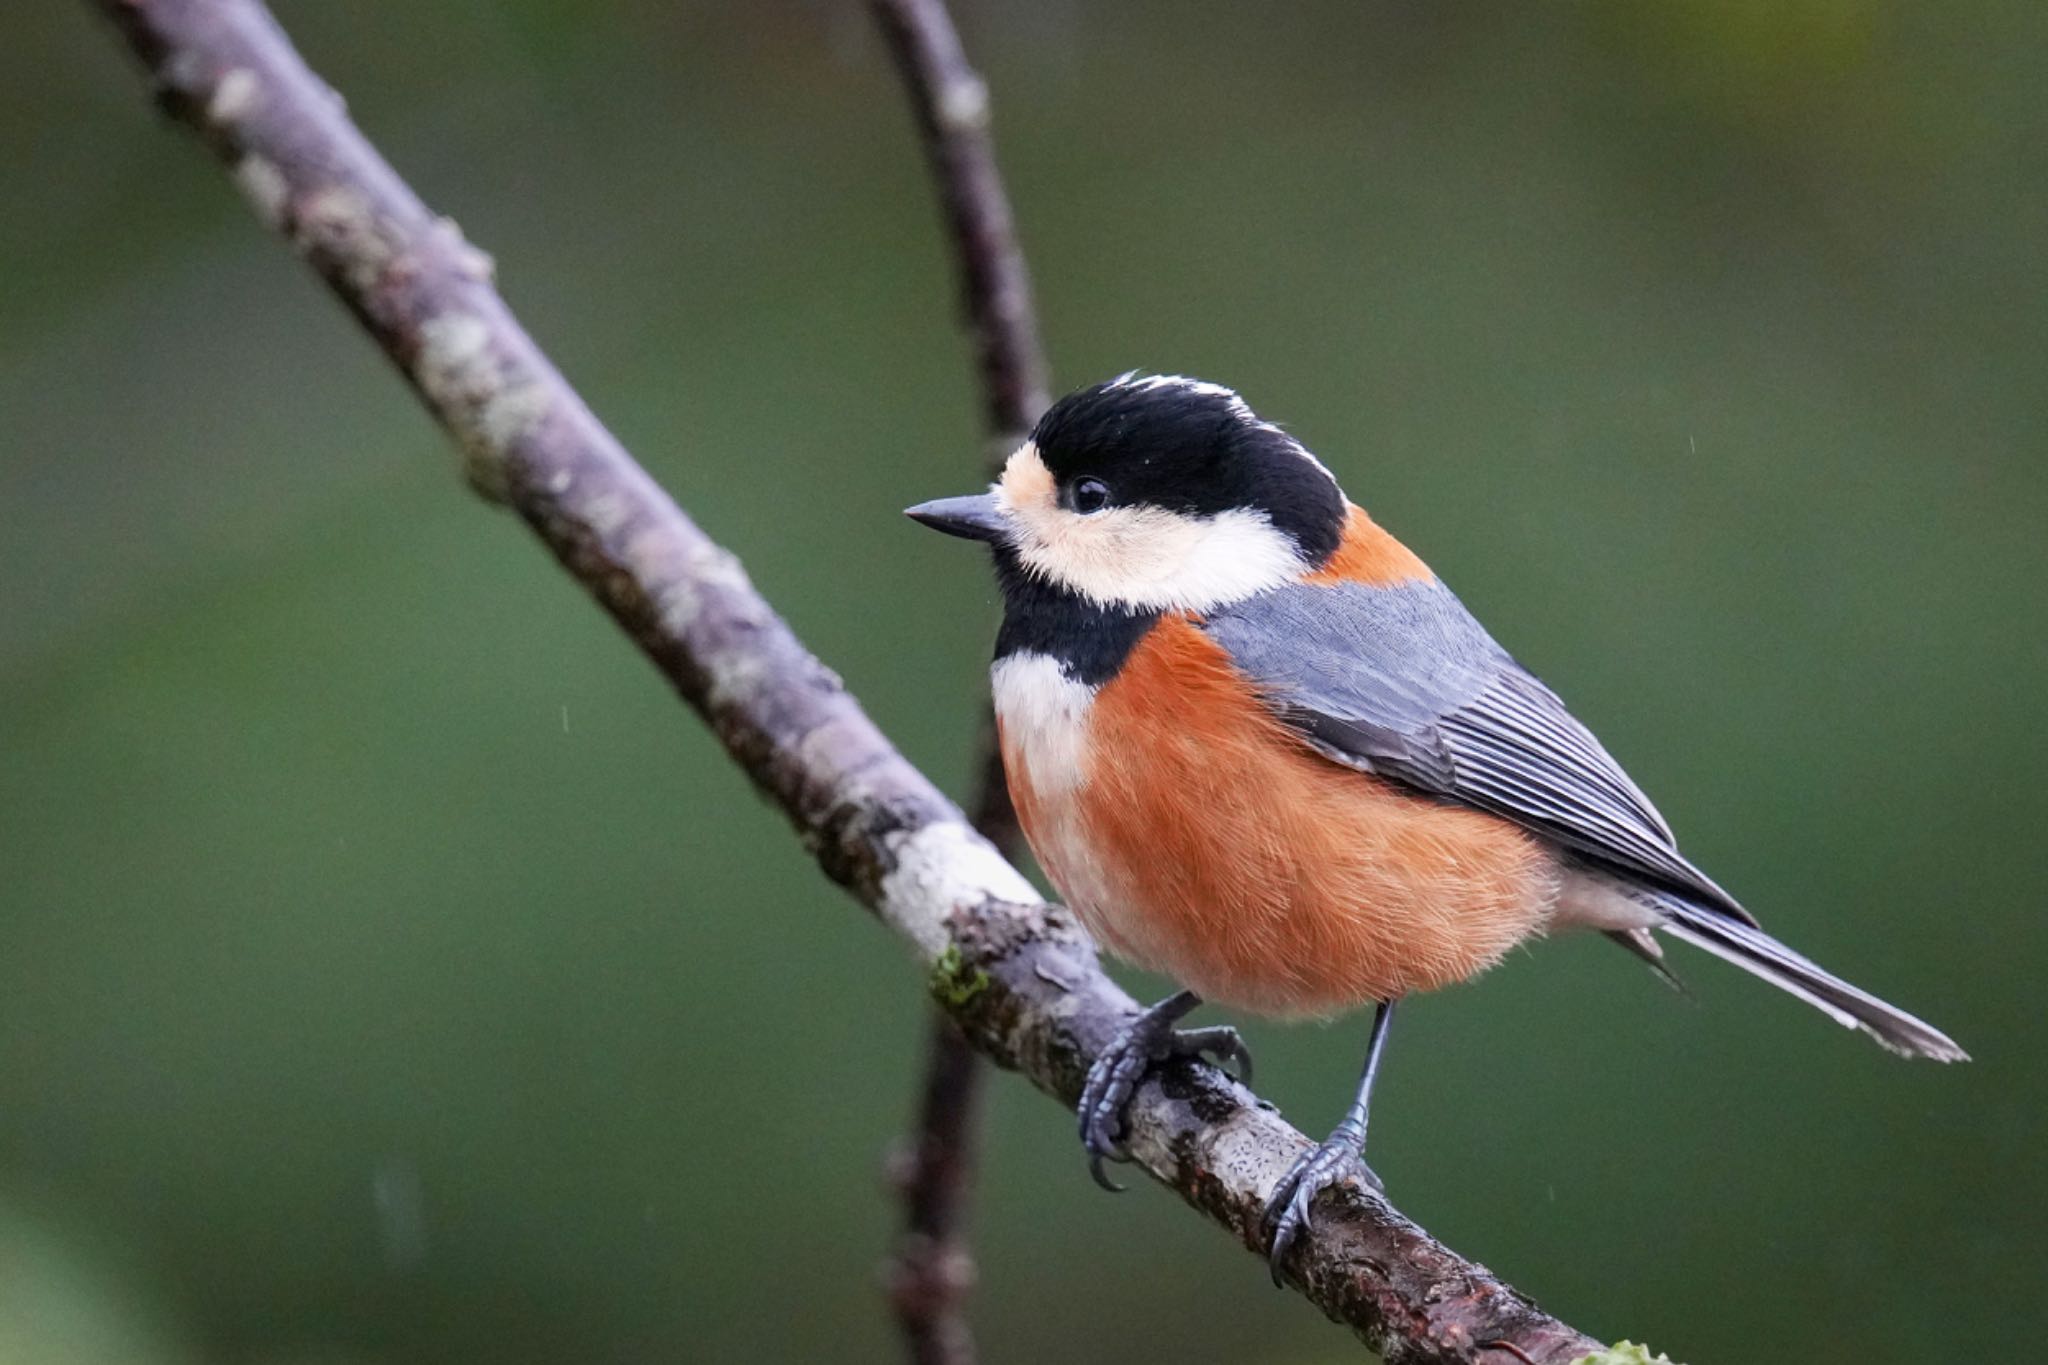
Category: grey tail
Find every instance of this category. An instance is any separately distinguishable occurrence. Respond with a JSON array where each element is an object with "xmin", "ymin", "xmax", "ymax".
[{"xmin": 1650, "ymin": 896, "xmax": 1968, "ymax": 1062}]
